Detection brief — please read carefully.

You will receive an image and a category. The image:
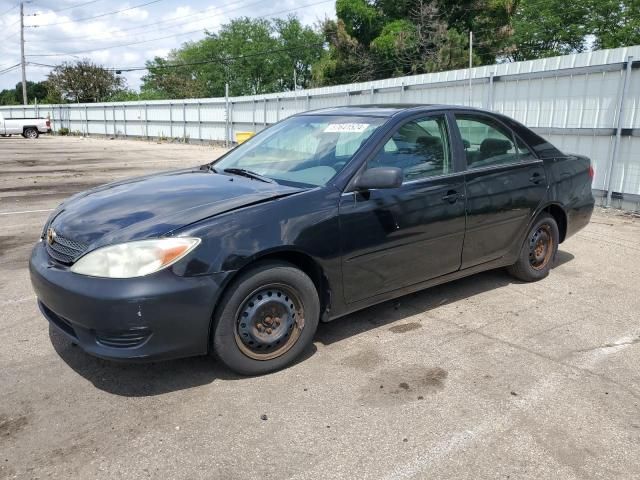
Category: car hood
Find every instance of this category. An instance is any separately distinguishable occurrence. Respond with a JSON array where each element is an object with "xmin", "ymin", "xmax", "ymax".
[{"xmin": 48, "ymin": 168, "xmax": 302, "ymax": 248}]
